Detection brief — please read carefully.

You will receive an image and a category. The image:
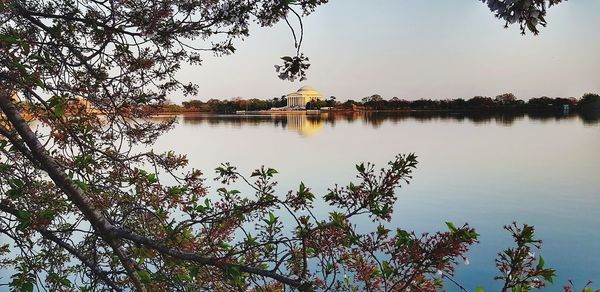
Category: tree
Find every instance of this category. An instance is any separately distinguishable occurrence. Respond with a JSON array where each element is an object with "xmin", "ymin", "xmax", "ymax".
[
  {"xmin": 362, "ymin": 94, "xmax": 383, "ymax": 104},
  {"xmin": 325, "ymin": 96, "xmax": 337, "ymax": 107},
  {"xmin": 182, "ymin": 99, "xmax": 204, "ymax": 109},
  {"xmin": 0, "ymin": 0, "xmax": 567, "ymax": 291},
  {"xmin": 495, "ymin": 93, "xmax": 518, "ymax": 106},
  {"xmin": 579, "ymin": 93, "xmax": 600, "ymax": 111},
  {"xmin": 467, "ymin": 96, "xmax": 496, "ymax": 109},
  {"xmin": 479, "ymin": 0, "xmax": 565, "ymax": 35},
  {"xmin": 271, "ymin": 96, "xmax": 288, "ymax": 108},
  {"xmin": 528, "ymin": 96, "xmax": 555, "ymax": 109}
]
